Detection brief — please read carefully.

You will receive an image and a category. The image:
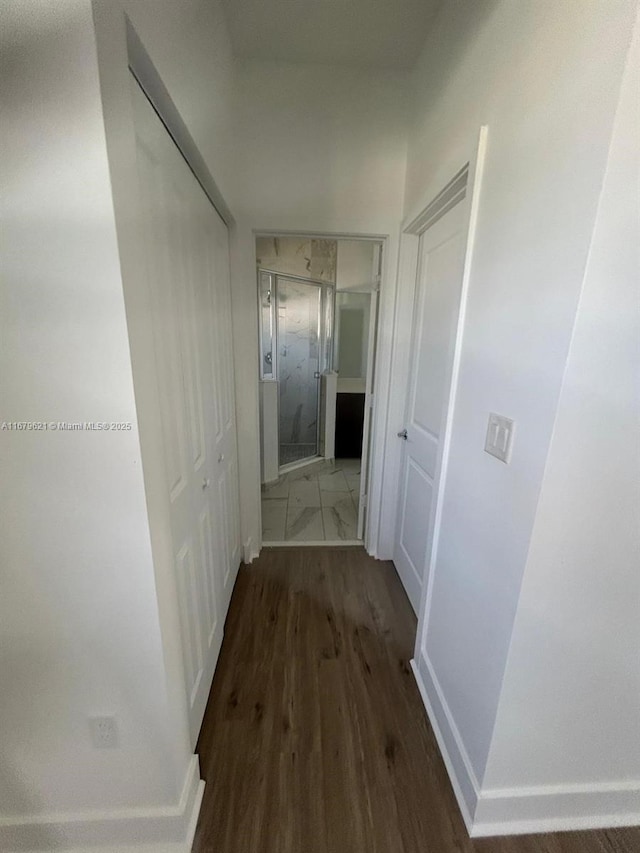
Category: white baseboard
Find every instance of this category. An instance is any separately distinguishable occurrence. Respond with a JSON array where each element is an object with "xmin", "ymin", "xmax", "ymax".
[
  {"xmin": 243, "ymin": 537, "xmax": 259, "ymax": 563},
  {"xmin": 262, "ymin": 540, "xmax": 363, "ymax": 548},
  {"xmin": 184, "ymin": 778, "xmax": 205, "ymax": 851},
  {"xmin": 411, "ymin": 653, "xmax": 640, "ymax": 838},
  {"xmin": 410, "ymin": 655, "xmax": 478, "ymax": 832},
  {"xmin": 1, "ymin": 755, "xmax": 204, "ymax": 853},
  {"xmin": 472, "ymin": 779, "xmax": 640, "ymax": 837}
]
